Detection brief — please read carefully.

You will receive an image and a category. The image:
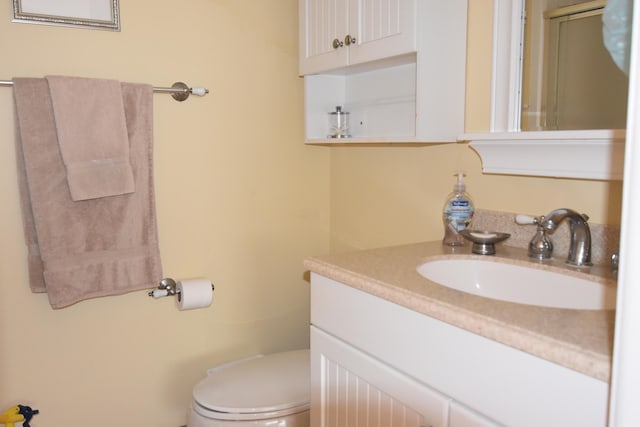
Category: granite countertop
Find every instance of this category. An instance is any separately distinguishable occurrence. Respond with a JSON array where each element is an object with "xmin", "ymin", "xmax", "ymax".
[{"xmin": 304, "ymin": 241, "xmax": 617, "ymax": 382}]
